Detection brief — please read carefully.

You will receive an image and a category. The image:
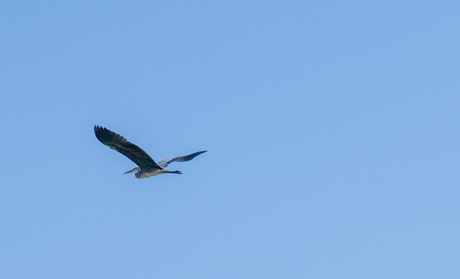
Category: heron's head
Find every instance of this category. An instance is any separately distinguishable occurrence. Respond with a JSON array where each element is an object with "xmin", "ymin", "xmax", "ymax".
[{"xmin": 124, "ymin": 167, "xmax": 140, "ymax": 174}]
